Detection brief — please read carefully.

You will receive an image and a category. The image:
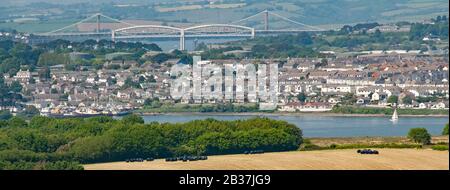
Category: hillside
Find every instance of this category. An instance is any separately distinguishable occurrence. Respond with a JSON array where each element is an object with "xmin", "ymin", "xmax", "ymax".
[{"xmin": 0, "ymin": 0, "xmax": 448, "ymax": 32}]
